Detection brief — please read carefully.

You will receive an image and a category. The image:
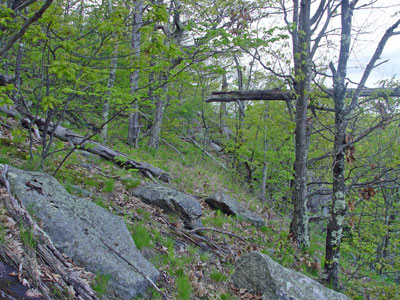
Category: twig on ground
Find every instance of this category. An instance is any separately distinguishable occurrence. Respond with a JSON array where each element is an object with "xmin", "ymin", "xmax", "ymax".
[
  {"xmin": 100, "ymin": 237, "xmax": 170, "ymax": 300},
  {"xmin": 161, "ymin": 138, "xmax": 185, "ymax": 161},
  {"xmin": 184, "ymin": 227, "xmax": 247, "ymax": 243}
]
